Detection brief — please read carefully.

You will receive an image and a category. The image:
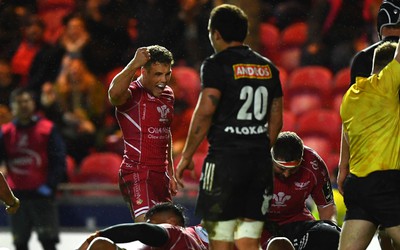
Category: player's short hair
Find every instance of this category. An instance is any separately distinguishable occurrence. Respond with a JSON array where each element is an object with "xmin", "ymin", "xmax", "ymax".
[
  {"xmin": 377, "ymin": 0, "xmax": 400, "ymax": 37},
  {"xmin": 373, "ymin": 41, "xmax": 398, "ymax": 71},
  {"xmin": 143, "ymin": 45, "xmax": 174, "ymax": 69},
  {"xmin": 209, "ymin": 4, "xmax": 248, "ymax": 43},
  {"xmin": 145, "ymin": 202, "xmax": 186, "ymax": 226},
  {"xmin": 272, "ymin": 131, "xmax": 304, "ymax": 162}
]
